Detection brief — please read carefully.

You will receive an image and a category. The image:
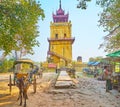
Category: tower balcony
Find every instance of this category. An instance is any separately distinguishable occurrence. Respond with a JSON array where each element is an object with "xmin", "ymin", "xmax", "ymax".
[{"xmin": 47, "ymin": 37, "xmax": 75, "ymax": 44}]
